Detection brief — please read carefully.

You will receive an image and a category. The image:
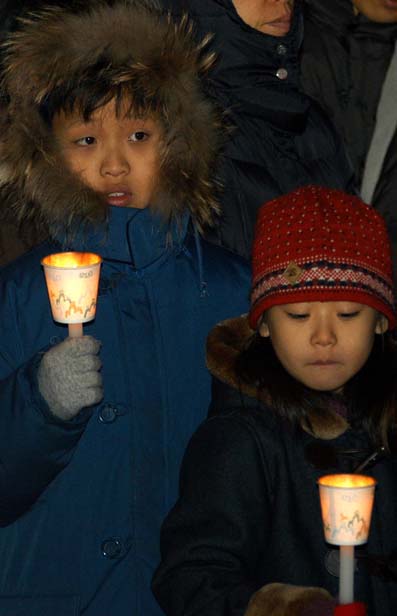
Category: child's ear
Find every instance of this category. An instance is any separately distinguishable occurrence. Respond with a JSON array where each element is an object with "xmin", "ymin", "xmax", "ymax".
[
  {"xmin": 258, "ymin": 317, "xmax": 270, "ymax": 338},
  {"xmin": 375, "ymin": 314, "xmax": 388, "ymax": 335}
]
